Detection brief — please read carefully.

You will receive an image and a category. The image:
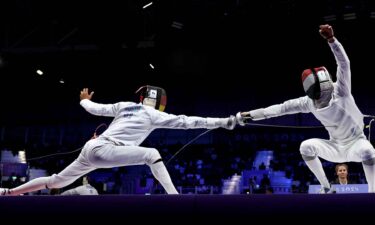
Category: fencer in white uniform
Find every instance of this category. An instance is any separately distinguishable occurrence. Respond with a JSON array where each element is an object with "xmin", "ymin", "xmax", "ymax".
[
  {"xmin": 236, "ymin": 24, "xmax": 375, "ymax": 193},
  {"xmin": 0, "ymin": 86, "xmax": 236, "ymax": 195}
]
